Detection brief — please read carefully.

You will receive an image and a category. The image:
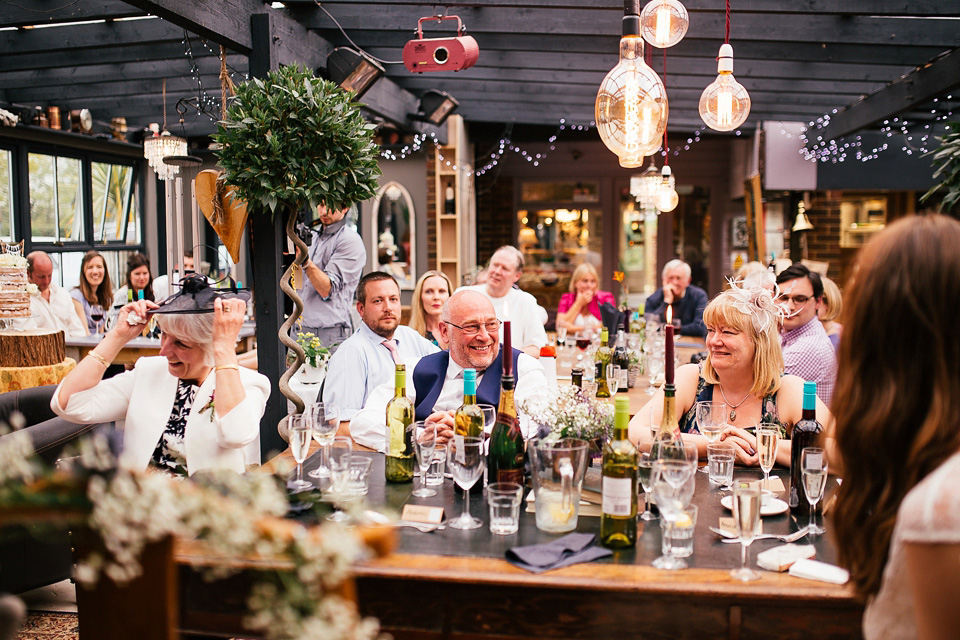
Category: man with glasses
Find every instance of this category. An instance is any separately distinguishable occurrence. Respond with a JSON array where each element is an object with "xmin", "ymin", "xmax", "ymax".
[
  {"xmin": 349, "ymin": 290, "xmax": 546, "ymax": 451},
  {"xmin": 322, "ymin": 272, "xmax": 438, "ymax": 422},
  {"xmin": 776, "ymin": 263, "xmax": 836, "ymax": 405}
]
